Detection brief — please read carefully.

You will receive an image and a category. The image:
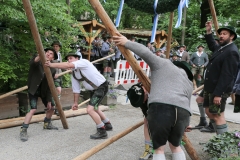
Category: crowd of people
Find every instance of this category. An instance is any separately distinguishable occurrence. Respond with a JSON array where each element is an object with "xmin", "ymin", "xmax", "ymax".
[{"xmin": 19, "ymin": 21, "xmax": 240, "ymax": 160}]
